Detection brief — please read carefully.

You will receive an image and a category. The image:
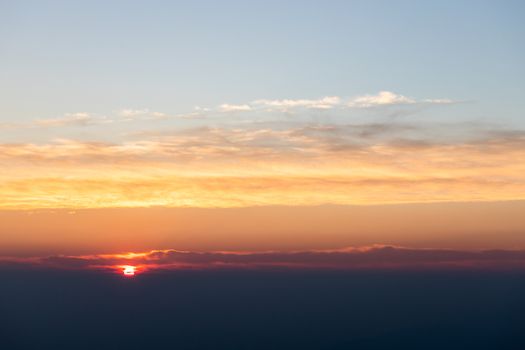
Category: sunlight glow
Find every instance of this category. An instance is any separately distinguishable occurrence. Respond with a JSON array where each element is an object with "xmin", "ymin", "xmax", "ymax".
[{"xmin": 122, "ymin": 265, "xmax": 136, "ymax": 276}]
